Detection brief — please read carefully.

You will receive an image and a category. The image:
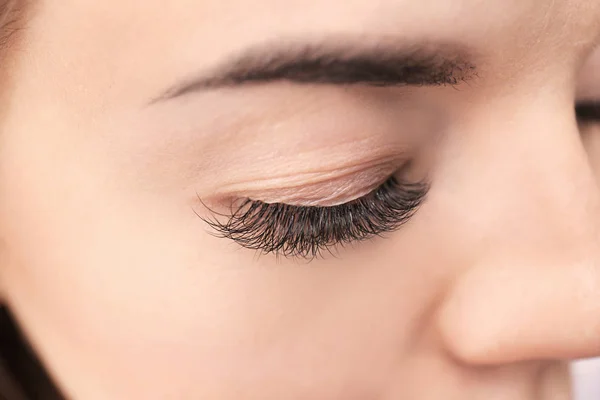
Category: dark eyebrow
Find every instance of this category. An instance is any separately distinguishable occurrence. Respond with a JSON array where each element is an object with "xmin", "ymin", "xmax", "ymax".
[{"xmin": 153, "ymin": 41, "xmax": 477, "ymax": 102}]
